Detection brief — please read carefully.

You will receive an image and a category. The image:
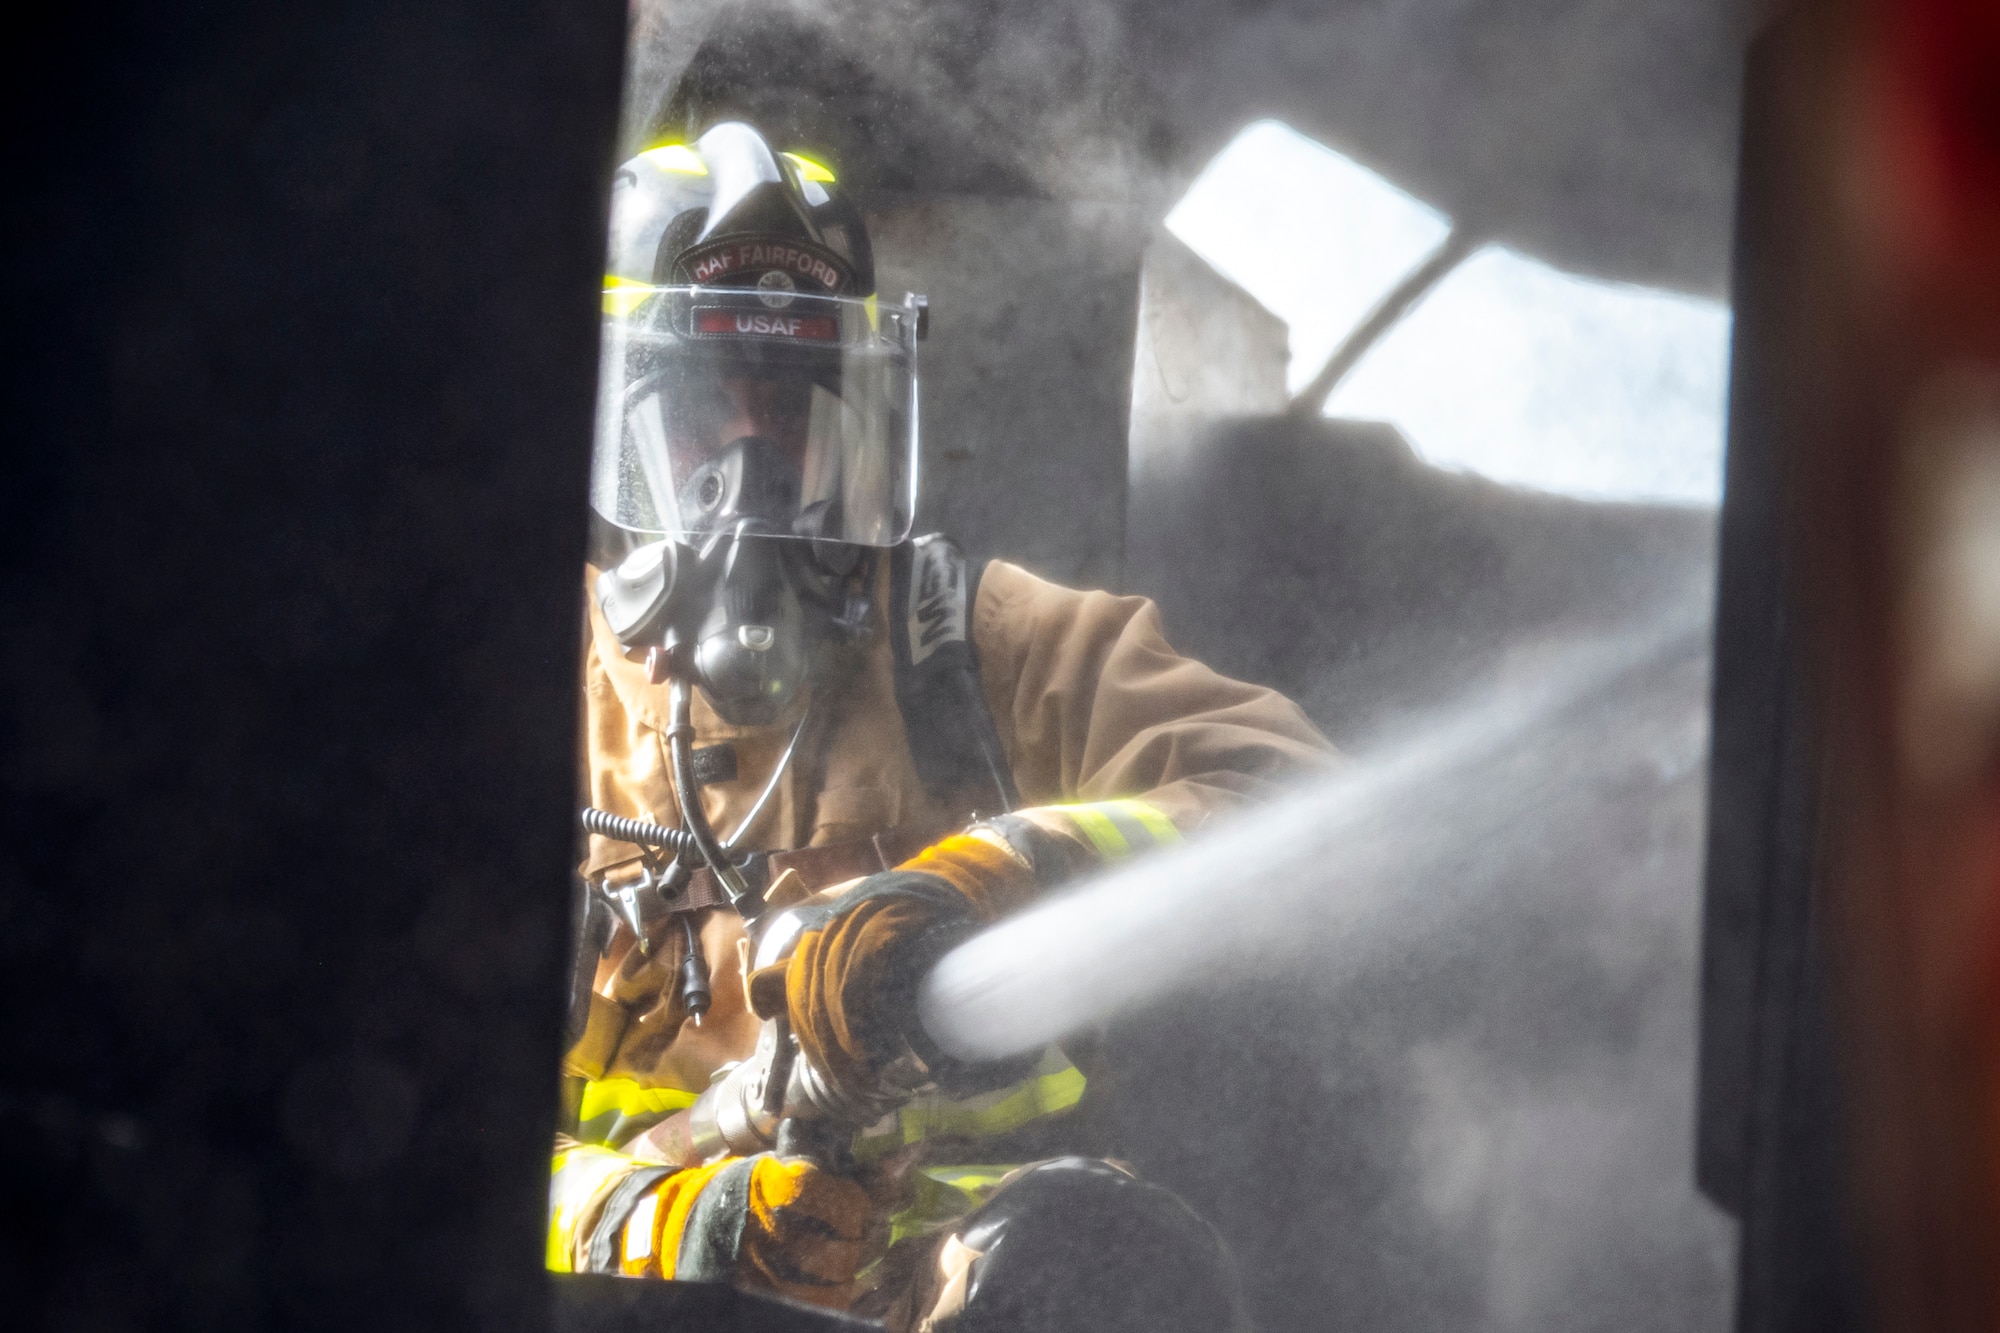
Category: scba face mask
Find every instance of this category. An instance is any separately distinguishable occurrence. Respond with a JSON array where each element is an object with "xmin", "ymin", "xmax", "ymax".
[
  {"xmin": 588, "ymin": 122, "xmax": 921, "ymax": 725},
  {"xmin": 590, "ymin": 285, "xmax": 921, "ymax": 550},
  {"xmin": 588, "ymin": 285, "xmax": 920, "ymax": 726},
  {"xmin": 594, "ymin": 435, "xmax": 873, "ymax": 727}
]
